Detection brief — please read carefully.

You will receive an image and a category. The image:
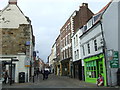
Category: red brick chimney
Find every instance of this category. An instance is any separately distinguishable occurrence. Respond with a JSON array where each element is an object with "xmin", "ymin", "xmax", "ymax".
[
  {"xmin": 9, "ymin": 0, "xmax": 17, "ymax": 4},
  {"xmin": 73, "ymin": 3, "xmax": 94, "ymax": 33}
]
